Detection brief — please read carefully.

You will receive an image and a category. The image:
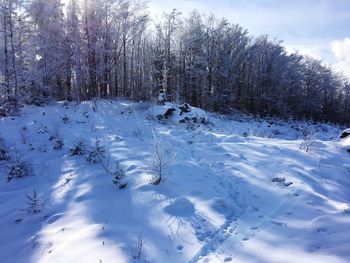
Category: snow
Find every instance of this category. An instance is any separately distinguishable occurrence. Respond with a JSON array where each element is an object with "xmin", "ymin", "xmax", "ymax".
[{"xmin": 0, "ymin": 99, "xmax": 350, "ymax": 263}]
